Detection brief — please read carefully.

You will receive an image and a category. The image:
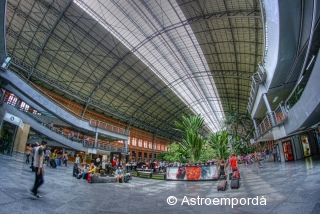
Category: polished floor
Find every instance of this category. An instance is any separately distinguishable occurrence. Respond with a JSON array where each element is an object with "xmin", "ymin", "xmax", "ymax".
[{"xmin": 0, "ymin": 152, "xmax": 319, "ymax": 214}]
